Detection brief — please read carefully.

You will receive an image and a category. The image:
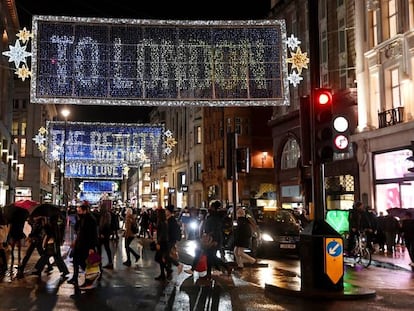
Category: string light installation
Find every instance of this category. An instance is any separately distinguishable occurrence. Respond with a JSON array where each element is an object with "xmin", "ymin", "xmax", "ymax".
[
  {"xmin": 40, "ymin": 122, "xmax": 175, "ymax": 179},
  {"xmin": 2, "ymin": 27, "xmax": 33, "ymax": 81},
  {"xmin": 30, "ymin": 16, "xmax": 289, "ymax": 106},
  {"xmin": 286, "ymin": 34, "xmax": 309, "ymax": 87}
]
